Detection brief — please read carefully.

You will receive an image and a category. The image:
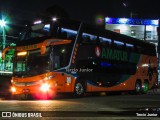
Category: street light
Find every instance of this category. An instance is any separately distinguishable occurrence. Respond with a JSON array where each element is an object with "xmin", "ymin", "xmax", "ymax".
[{"xmin": 0, "ymin": 20, "xmax": 6, "ymax": 27}]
